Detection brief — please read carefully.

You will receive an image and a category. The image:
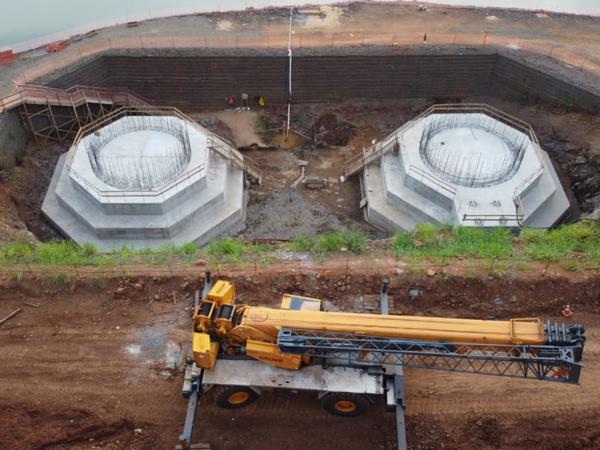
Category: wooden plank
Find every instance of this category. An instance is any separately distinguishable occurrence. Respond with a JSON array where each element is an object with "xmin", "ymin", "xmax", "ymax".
[{"xmin": 0, "ymin": 308, "xmax": 21, "ymax": 326}]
